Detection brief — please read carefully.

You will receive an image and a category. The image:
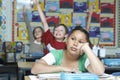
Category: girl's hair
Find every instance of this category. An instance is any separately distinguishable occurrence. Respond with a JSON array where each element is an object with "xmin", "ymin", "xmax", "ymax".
[
  {"xmin": 33, "ymin": 26, "xmax": 44, "ymax": 39},
  {"xmin": 53, "ymin": 24, "xmax": 68, "ymax": 34},
  {"xmin": 69, "ymin": 26, "xmax": 92, "ymax": 48}
]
